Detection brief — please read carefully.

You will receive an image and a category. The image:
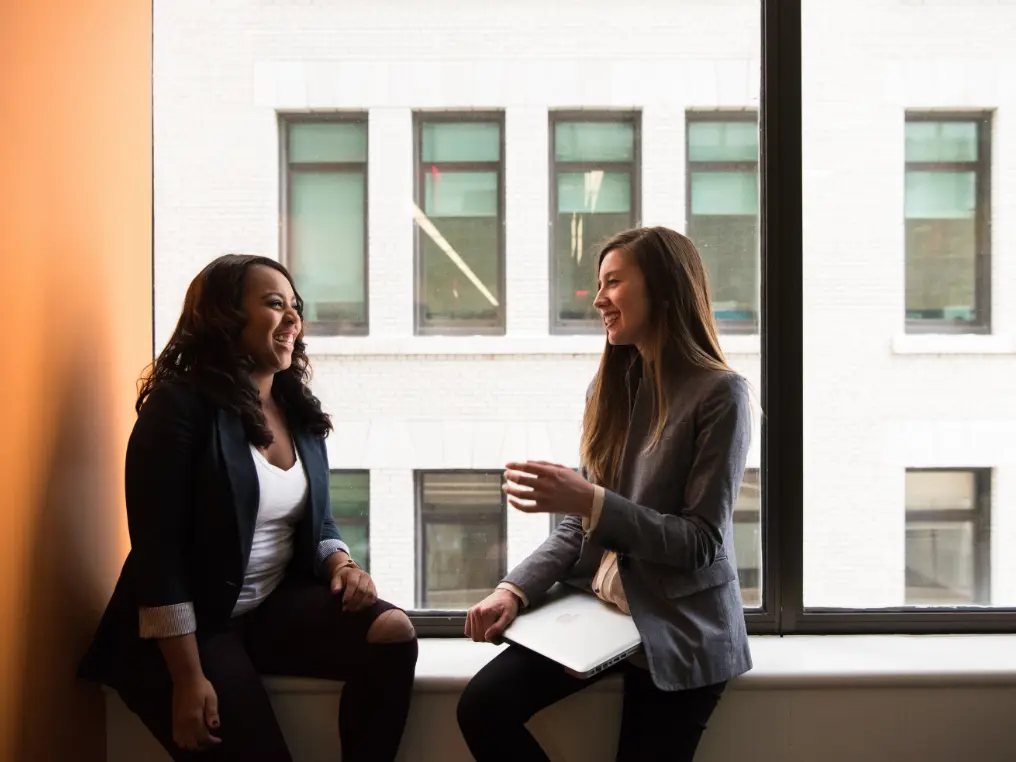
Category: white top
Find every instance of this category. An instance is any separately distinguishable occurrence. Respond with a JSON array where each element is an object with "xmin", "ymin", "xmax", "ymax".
[{"xmin": 231, "ymin": 443, "xmax": 309, "ymax": 616}]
